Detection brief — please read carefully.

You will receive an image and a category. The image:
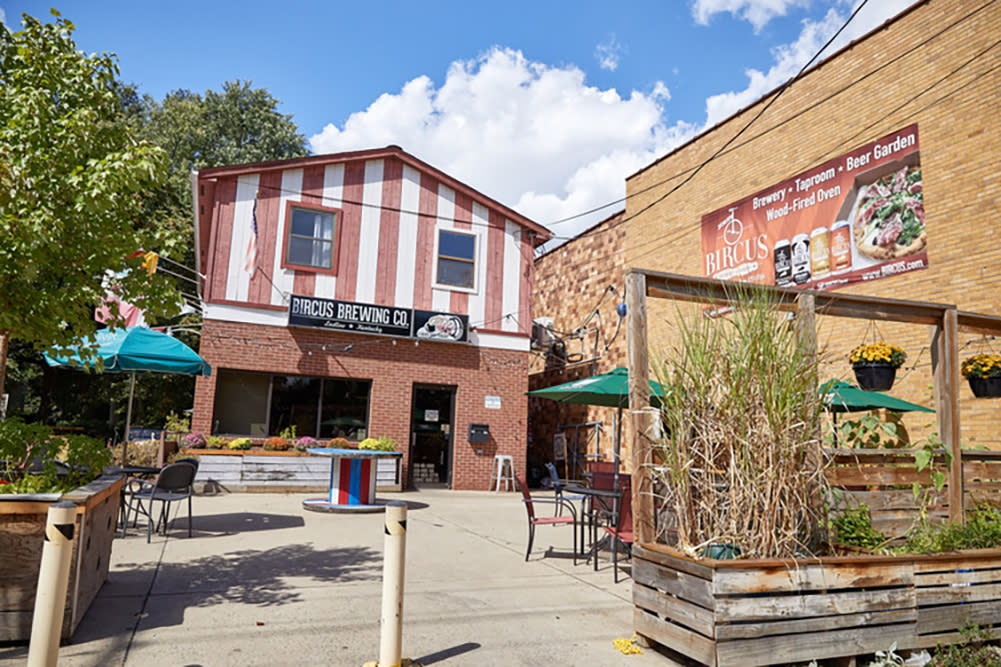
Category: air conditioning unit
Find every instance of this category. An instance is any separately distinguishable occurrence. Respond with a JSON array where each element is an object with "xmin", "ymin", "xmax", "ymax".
[{"xmin": 531, "ymin": 317, "xmax": 555, "ymax": 350}]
